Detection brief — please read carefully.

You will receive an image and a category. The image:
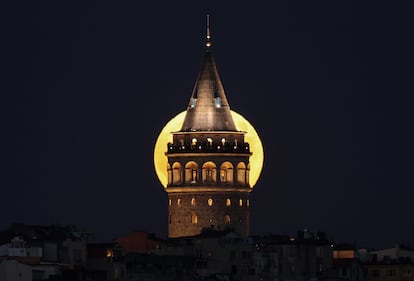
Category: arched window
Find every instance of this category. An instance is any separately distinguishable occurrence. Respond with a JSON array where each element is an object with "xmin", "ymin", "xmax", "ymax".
[
  {"xmin": 237, "ymin": 162, "xmax": 246, "ymax": 185},
  {"xmin": 191, "ymin": 213, "xmax": 198, "ymax": 224},
  {"xmin": 191, "ymin": 198, "xmax": 196, "ymax": 206},
  {"xmin": 226, "ymin": 198, "xmax": 231, "ymax": 206},
  {"xmin": 167, "ymin": 163, "xmax": 172, "ymax": 185},
  {"xmin": 172, "ymin": 162, "xmax": 182, "ymax": 185},
  {"xmin": 185, "ymin": 161, "xmax": 198, "ymax": 184},
  {"xmin": 208, "ymin": 198, "xmax": 213, "ymax": 206},
  {"xmin": 202, "ymin": 162, "xmax": 217, "ymax": 184},
  {"xmin": 220, "ymin": 162, "xmax": 233, "ymax": 184},
  {"xmin": 239, "ymin": 199, "xmax": 243, "ymax": 206},
  {"xmin": 177, "ymin": 198, "xmax": 181, "ymax": 206},
  {"xmin": 247, "ymin": 199, "xmax": 250, "ymax": 207},
  {"xmin": 169, "ymin": 199, "xmax": 171, "ymax": 206},
  {"xmin": 224, "ymin": 215, "xmax": 231, "ymax": 224}
]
